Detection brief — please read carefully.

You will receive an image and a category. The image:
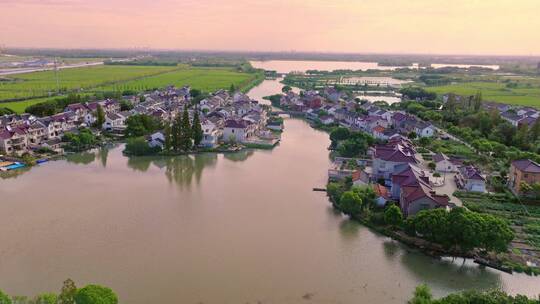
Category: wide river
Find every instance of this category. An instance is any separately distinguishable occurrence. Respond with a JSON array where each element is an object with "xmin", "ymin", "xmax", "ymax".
[{"xmin": 1, "ymin": 79, "xmax": 538, "ymax": 303}]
